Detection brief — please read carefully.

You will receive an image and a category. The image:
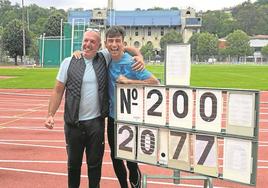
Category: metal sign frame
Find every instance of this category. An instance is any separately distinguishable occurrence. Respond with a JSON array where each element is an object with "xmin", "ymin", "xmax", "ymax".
[{"xmin": 115, "ymin": 84, "xmax": 259, "ymax": 186}]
